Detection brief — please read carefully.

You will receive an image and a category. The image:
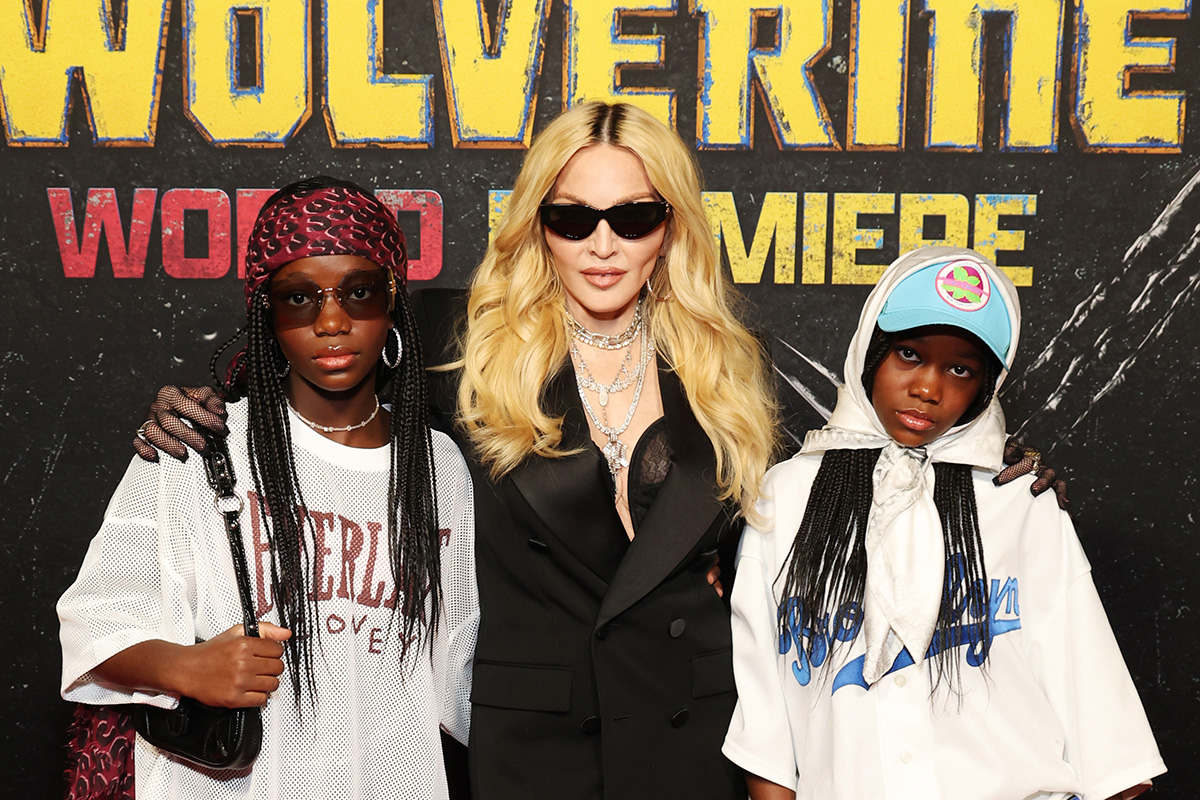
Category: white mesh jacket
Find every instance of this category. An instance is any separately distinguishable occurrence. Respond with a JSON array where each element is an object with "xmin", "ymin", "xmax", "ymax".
[{"xmin": 58, "ymin": 401, "xmax": 477, "ymax": 799}]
